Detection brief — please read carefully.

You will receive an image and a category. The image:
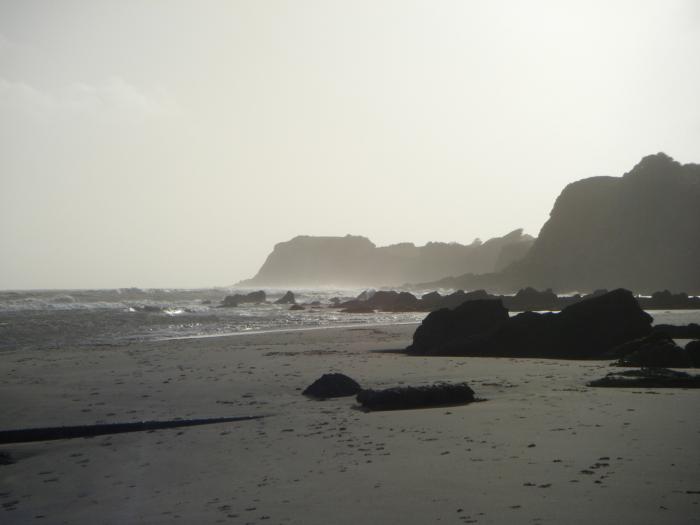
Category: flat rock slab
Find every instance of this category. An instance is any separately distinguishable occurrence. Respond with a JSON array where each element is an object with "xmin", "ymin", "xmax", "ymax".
[
  {"xmin": 357, "ymin": 382, "xmax": 476, "ymax": 411},
  {"xmin": 588, "ymin": 368, "xmax": 700, "ymax": 388}
]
